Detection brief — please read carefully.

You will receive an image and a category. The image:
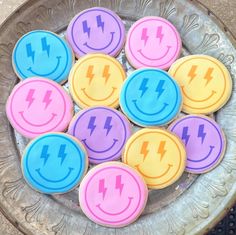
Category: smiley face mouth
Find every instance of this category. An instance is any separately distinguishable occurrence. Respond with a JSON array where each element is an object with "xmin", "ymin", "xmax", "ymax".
[
  {"xmin": 35, "ymin": 167, "xmax": 74, "ymax": 183},
  {"xmin": 188, "ymin": 145, "xmax": 215, "ymax": 162},
  {"xmin": 96, "ymin": 197, "xmax": 133, "ymax": 216},
  {"xmin": 81, "ymin": 87, "xmax": 117, "ymax": 102},
  {"xmin": 83, "ymin": 32, "xmax": 115, "ymax": 50},
  {"xmin": 138, "ymin": 46, "xmax": 172, "ymax": 61},
  {"xmin": 19, "ymin": 111, "xmax": 57, "ymax": 127},
  {"xmin": 82, "ymin": 138, "xmax": 118, "ymax": 153},
  {"xmin": 136, "ymin": 164, "xmax": 173, "ymax": 179},
  {"xmin": 181, "ymin": 86, "xmax": 216, "ymax": 103},
  {"xmin": 132, "ymin": 100, "xmax": 168, "ymax": 116},
  {"xmin": 27, "ymin": 56, "xmax": 61, "ymax": 77}
]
